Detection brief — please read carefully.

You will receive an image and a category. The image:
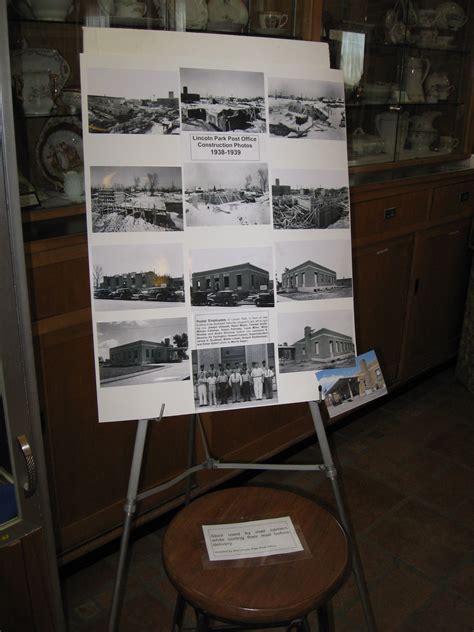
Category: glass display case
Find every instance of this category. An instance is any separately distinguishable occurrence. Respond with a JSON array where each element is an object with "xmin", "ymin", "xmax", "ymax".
[{"xmin": 321, "ymin": 0, "xmax": 473, "ymax": 168}]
